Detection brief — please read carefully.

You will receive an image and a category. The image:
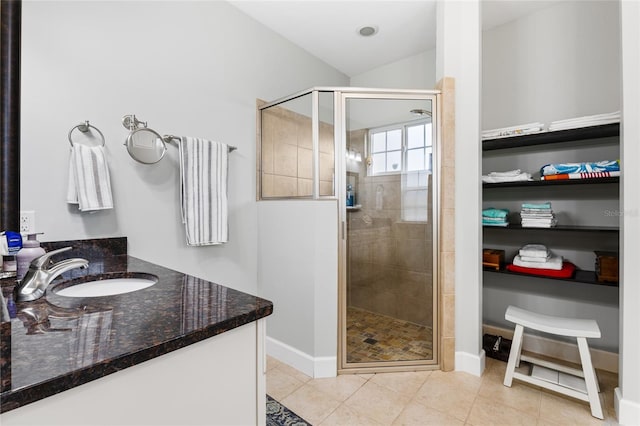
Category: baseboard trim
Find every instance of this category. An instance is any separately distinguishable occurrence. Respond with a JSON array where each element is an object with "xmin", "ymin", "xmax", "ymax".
[
  {"xmin": 455, "ymin": 349, "xmax": 486, "ymax": 377},
  {"xmin": 483, "ymin": 324, "xmax": 618, "ymax": 373},
  {"xmin": 615, "ymin": 387, "xmax": 640, "ymax": 425},
  {"xmin": 266, "ymin": 336, "xmax": 337, "ymax": 378}
]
